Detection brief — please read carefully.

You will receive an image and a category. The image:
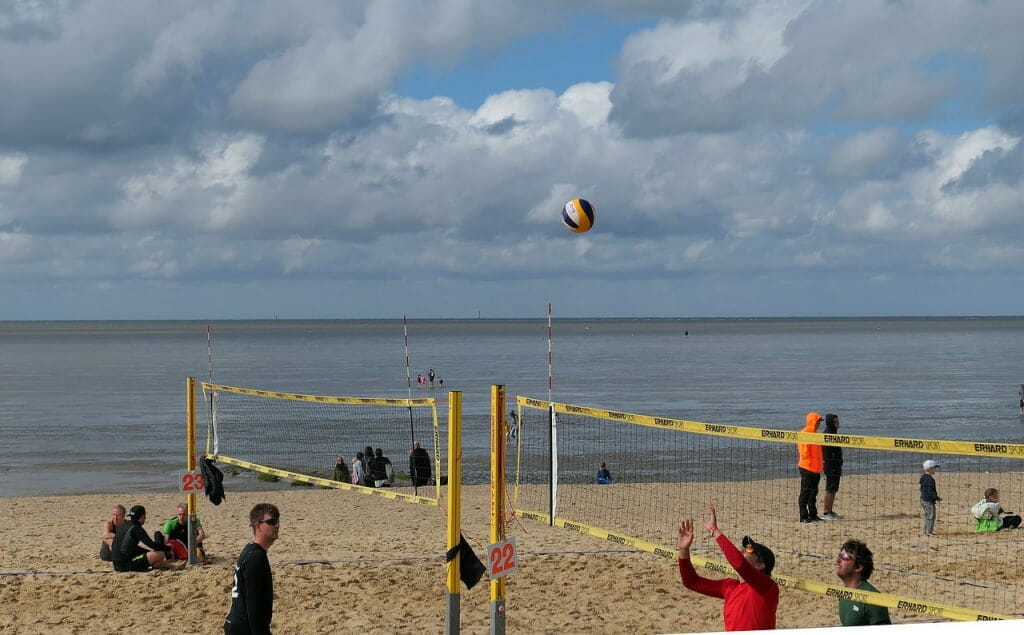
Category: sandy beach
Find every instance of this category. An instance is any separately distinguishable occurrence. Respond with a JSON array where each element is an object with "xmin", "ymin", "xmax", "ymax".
[{"xmin": 0, "ymin": 480, "xmax": 1014, "ymax": 634}]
